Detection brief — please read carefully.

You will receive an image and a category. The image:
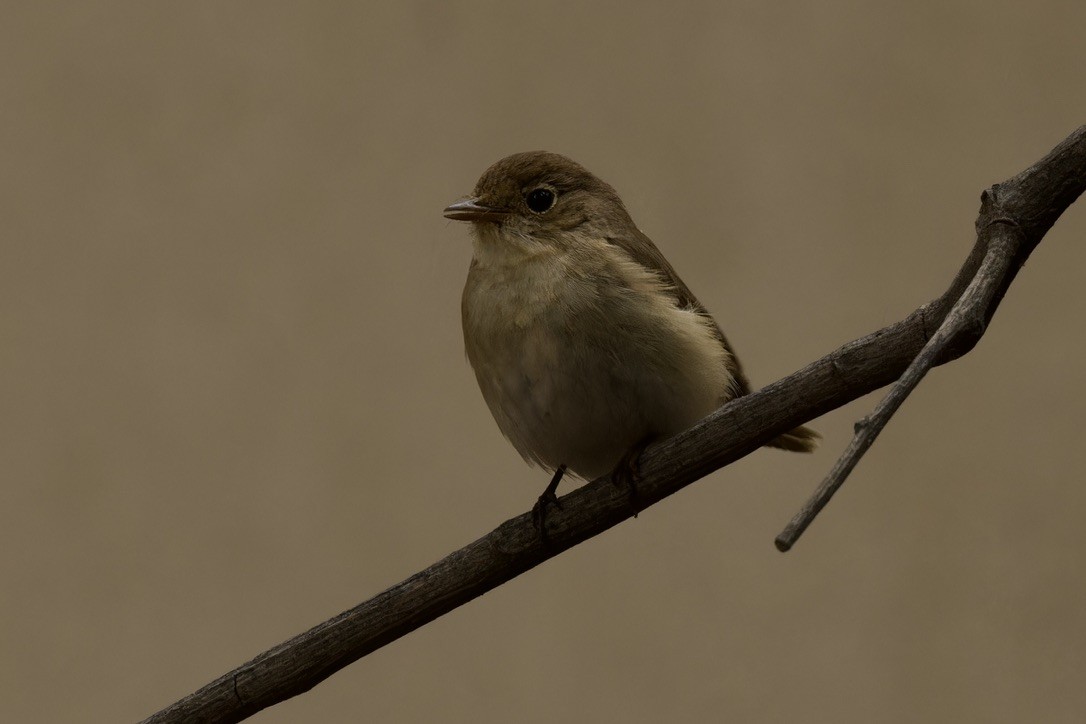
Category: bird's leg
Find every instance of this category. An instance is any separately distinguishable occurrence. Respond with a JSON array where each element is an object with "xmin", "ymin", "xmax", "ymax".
[
  {"xmin": 612, "ymin": 438, "xmax": 652, "ymax": 518},
  {"xmin": 531, "ymin": 464, "xmax": 566, "ymax": 546}
]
